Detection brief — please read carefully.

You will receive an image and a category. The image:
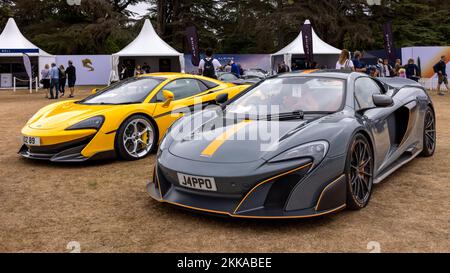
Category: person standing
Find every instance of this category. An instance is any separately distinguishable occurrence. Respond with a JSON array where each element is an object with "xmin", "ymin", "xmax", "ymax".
[
  {"xmin": 119, "ymin": 64, "xmax": 127, "ymax": 80},
  {"xmin": 134, "ymin": 65, "xmax": 144, "ymax": 77},
  {"xmin": 65, "ymin": 60, "xmax": 76, "ymax": 98},
  {"xmin": 142, "ymin": 62, "xmax": 151, "ymax": 73},
  {"xmin": 277, "ymin": 61, "xmax": 290, "ymax": 74},
  {"xmin": 352, "ymin": 51, "xmax": 367, "ymax": 73},
  {"xmin": 224, "ymin": 61, "xmax": 232, "ymax": 72},
  {"xmin": 382, "ymin": 59, "xmax": 394, "ymax": 77},
  {"xmin": 405, "ymin": 58, "xmax": 420, "ymax": 82},
  {"xmin": 49, "ymin": 63, "xmax": 60, "ymax": 99},
  {"xmin": 231, "ymin": 60, "xmax": 241, "ymax": 77},
  {"xmin": 40, "ymin": 64, "xmax": 51, "ymax": 98},
  {"xmin": 58, "ymin": 65, "xmax": 66, "ymax": 97},
  {"xmin": 376, "ymin": 58, "xmax": 384, "ymax": 77},
  {"xmin": 198, "ymin": 48, "xmax": 221, "ymax": 79},
  {"xmin": 394, "ymin": 59, "xmax": 403, "ymax": 76},
  {"xmin": 433, "ymin": 55, "xmax": 448, "ymax": 95},
  {"xmin": 335, "ymin": 49, "xmax": 354, "ymax": 71}
]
